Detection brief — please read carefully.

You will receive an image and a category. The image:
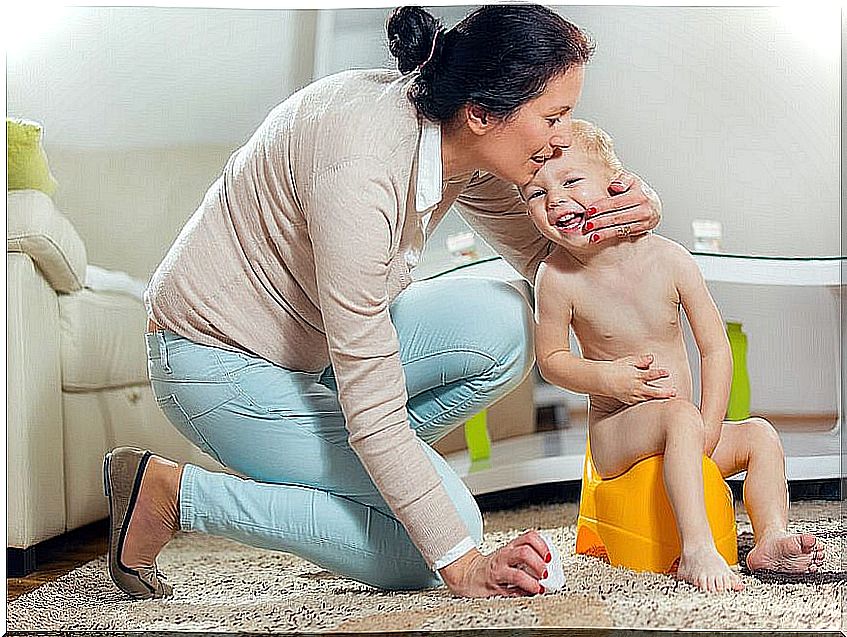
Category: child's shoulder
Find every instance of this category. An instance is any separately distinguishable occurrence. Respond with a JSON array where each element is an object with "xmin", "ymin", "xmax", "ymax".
[
  {"xmin": 535, "ymin": 247, "xmax": 582, "ymax": 292},
  {"xmin": 644, "ymin": 233, "xmax": 697, "ymax": 266},
  {"xmin": 538, "ymin": 246, "xmax": 589, "ymax": 281},
  {"xmin": 643, "ymin": 234, "xmax": 703, "ymax": 287}
]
